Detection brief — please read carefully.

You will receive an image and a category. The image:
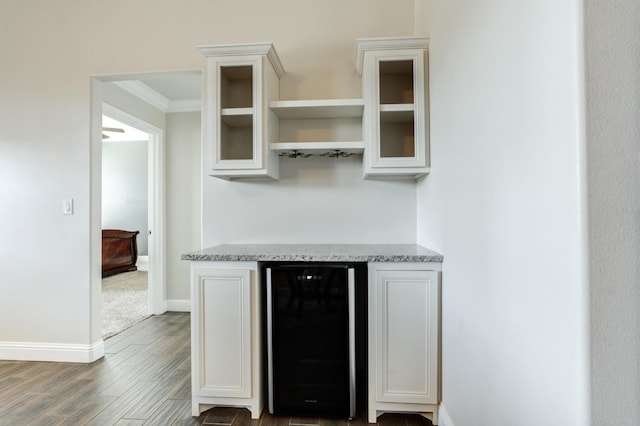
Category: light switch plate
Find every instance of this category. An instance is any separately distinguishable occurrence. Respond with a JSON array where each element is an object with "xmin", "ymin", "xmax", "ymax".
[{"xmin": 63, "ymin": 199, "xmax": 74, "ymax": 215}]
